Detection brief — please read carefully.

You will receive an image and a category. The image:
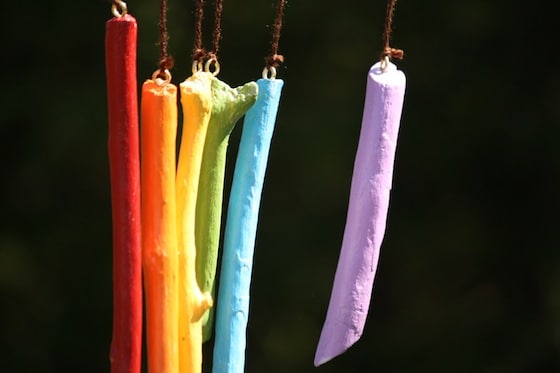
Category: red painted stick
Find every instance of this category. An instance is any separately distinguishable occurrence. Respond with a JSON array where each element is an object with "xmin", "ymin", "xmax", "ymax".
[{"xmin": 105, "ymin": 14, "xmax": 142, "ymax": 373}]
